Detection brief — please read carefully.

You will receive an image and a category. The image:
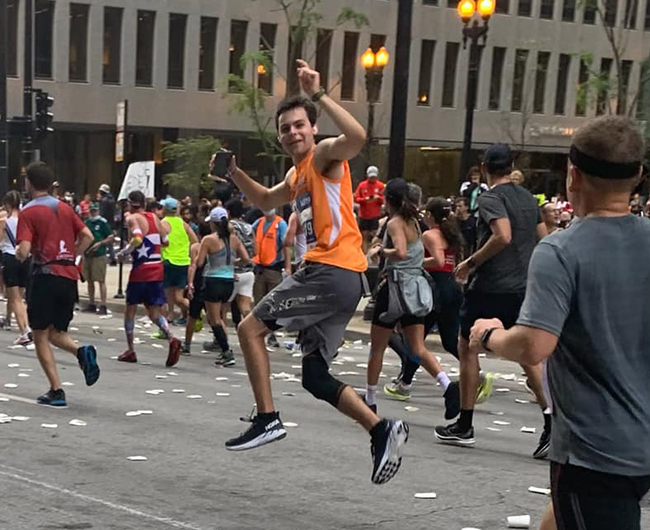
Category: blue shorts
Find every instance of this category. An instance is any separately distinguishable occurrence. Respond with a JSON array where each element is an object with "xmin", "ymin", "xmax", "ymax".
[{"xmin": 127, "ymin": 281, "xmax": 166, "ymax": 307}]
